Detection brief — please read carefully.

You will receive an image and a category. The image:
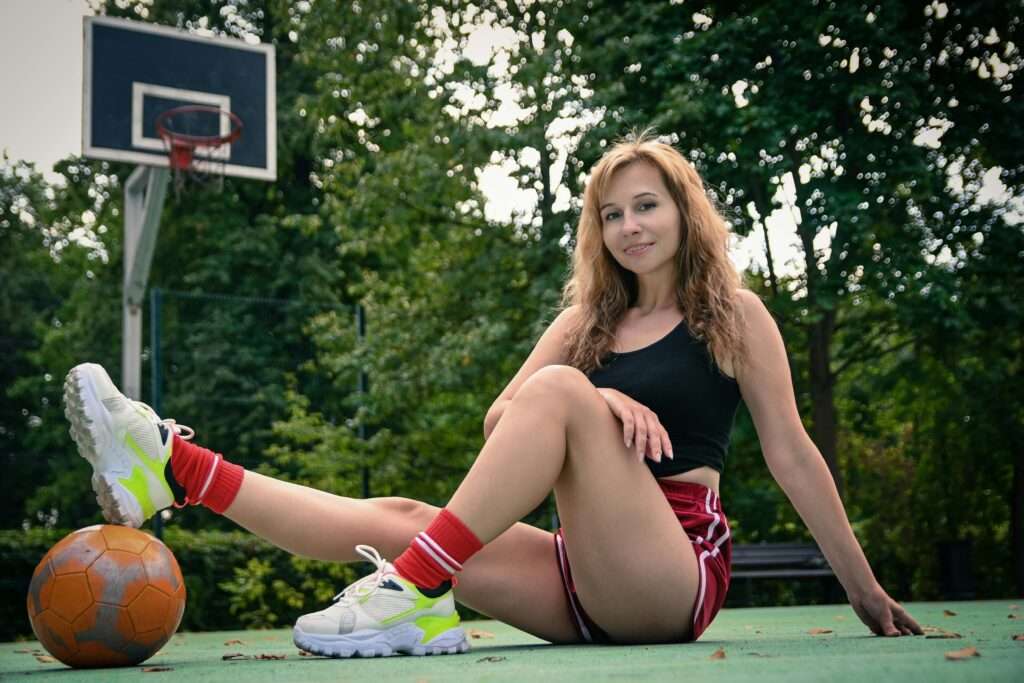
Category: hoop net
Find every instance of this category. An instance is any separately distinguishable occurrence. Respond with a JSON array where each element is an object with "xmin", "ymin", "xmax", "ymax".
[{"xmin": 155, "ymin": 105, "xmax": 244, "ymax": 193}]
